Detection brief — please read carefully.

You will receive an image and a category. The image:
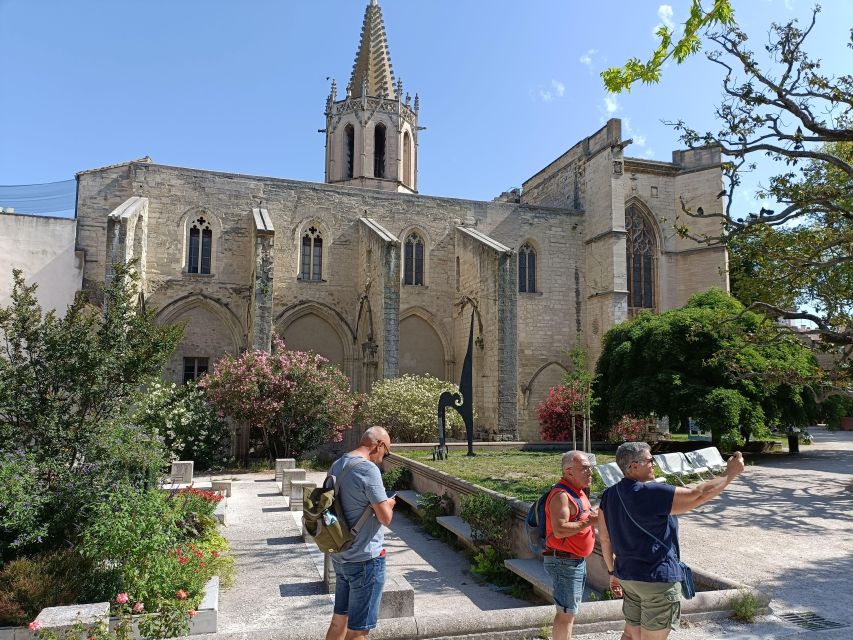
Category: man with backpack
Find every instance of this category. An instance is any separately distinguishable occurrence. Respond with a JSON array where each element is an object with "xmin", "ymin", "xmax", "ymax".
[
  {"xmin": 324, "ymin": 427, "xmax": 396, "ymax": 640},
  {"xmin": 542, "ymin": 450, "xmax": 597, "ymax": 640}
]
